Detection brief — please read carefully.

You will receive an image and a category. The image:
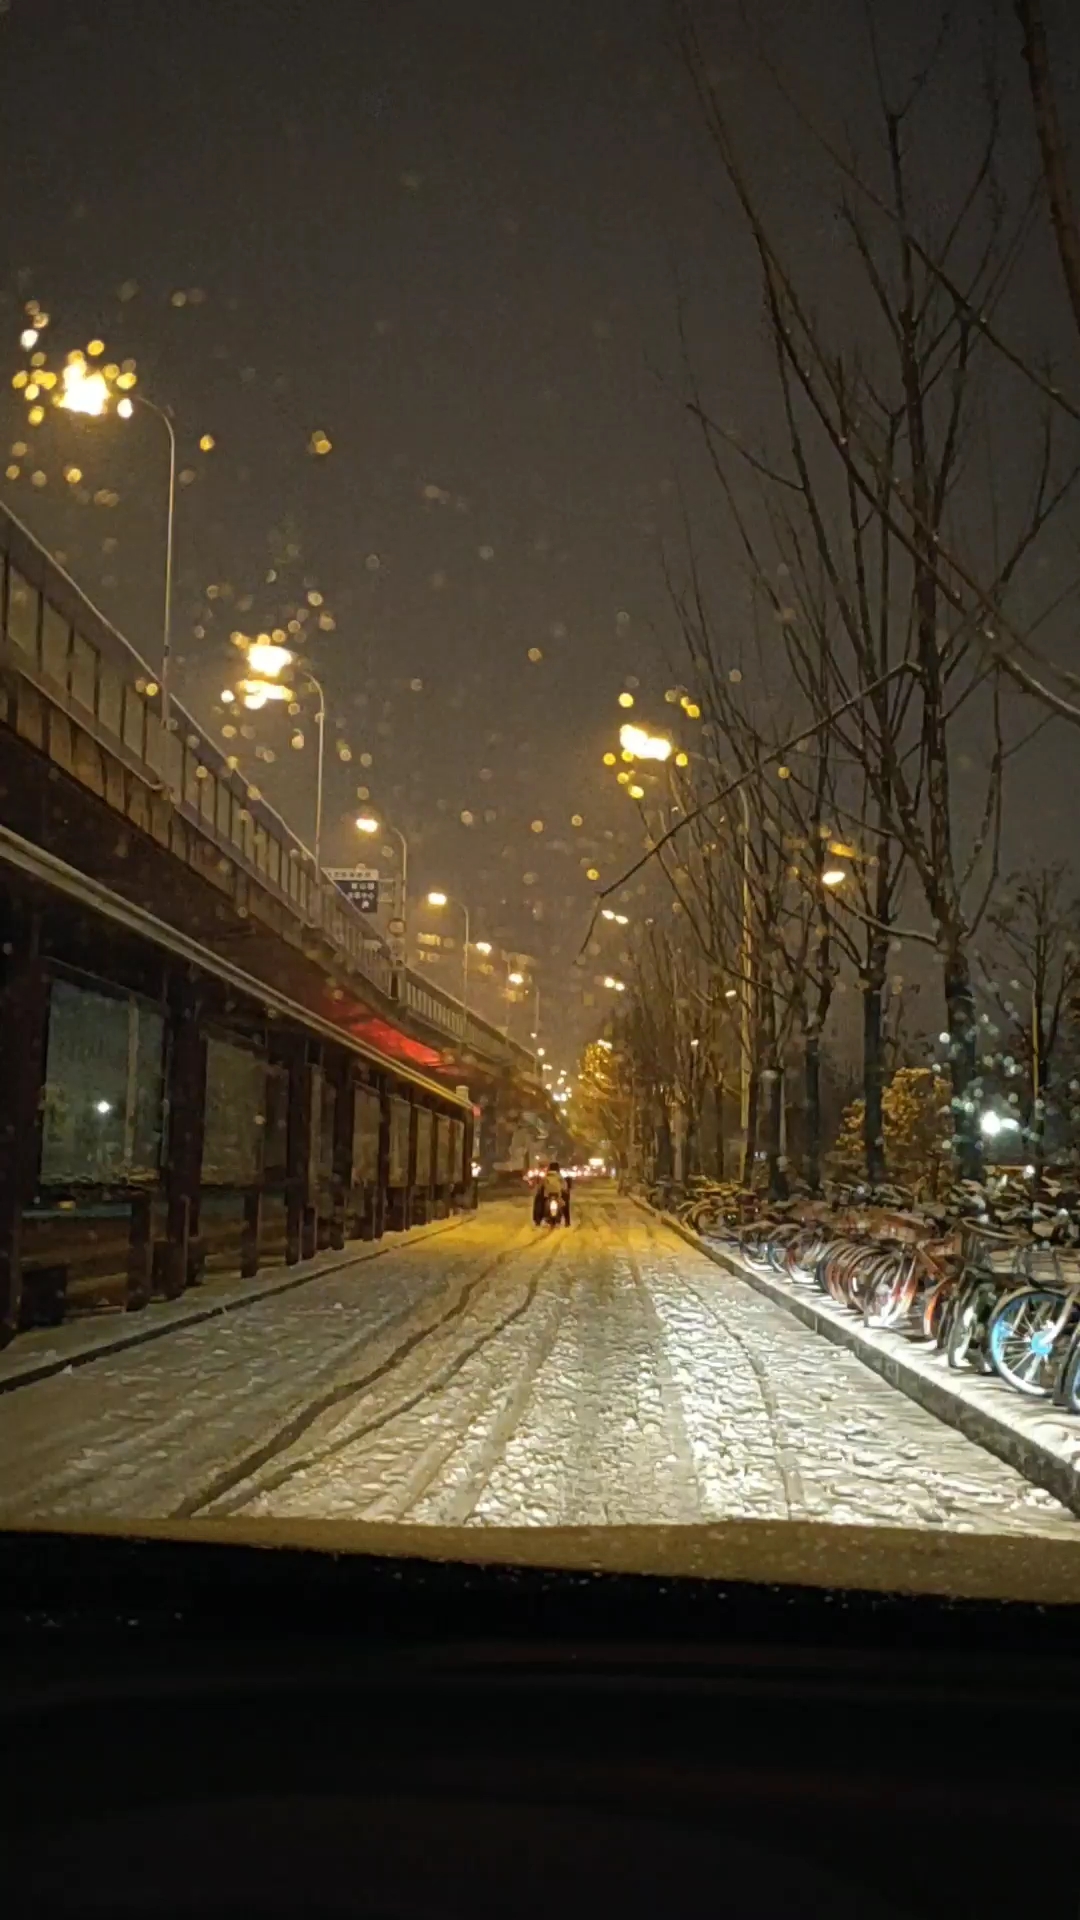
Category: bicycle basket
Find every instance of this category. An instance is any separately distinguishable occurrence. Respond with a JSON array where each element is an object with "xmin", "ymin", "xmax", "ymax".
[{"xmin": 960, "ymin": 1223, "xmax": 1026, "ymax": 1275}]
